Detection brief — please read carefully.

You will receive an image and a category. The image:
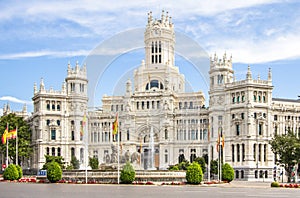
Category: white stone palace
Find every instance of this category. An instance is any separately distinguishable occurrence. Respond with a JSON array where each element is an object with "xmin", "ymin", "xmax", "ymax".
[{"xmin": 4, "ymin": 11, "xmax": 300, "ymax": 181}]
